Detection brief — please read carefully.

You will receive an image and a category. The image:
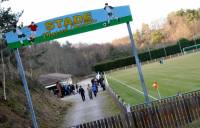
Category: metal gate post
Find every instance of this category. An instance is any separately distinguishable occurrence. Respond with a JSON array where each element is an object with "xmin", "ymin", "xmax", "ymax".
[
  {"xmin": 15, "ymin": 48, "xmax": 39, "ymax": 128},
  {"xmin": 126, "ymin": 22, "xmax": 150, "ymax": 104}
]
